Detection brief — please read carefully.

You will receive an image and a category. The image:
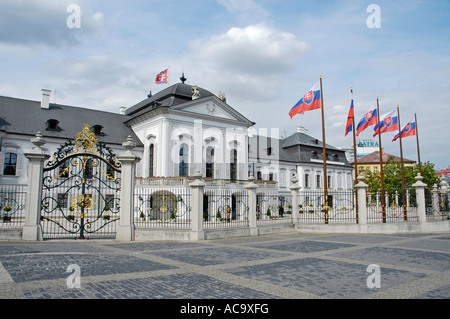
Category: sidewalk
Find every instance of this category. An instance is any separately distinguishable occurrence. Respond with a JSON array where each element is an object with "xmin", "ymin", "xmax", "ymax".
[{"xmin": 1, "ymin": 232, "xmax": 449, "ymax": 300}]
